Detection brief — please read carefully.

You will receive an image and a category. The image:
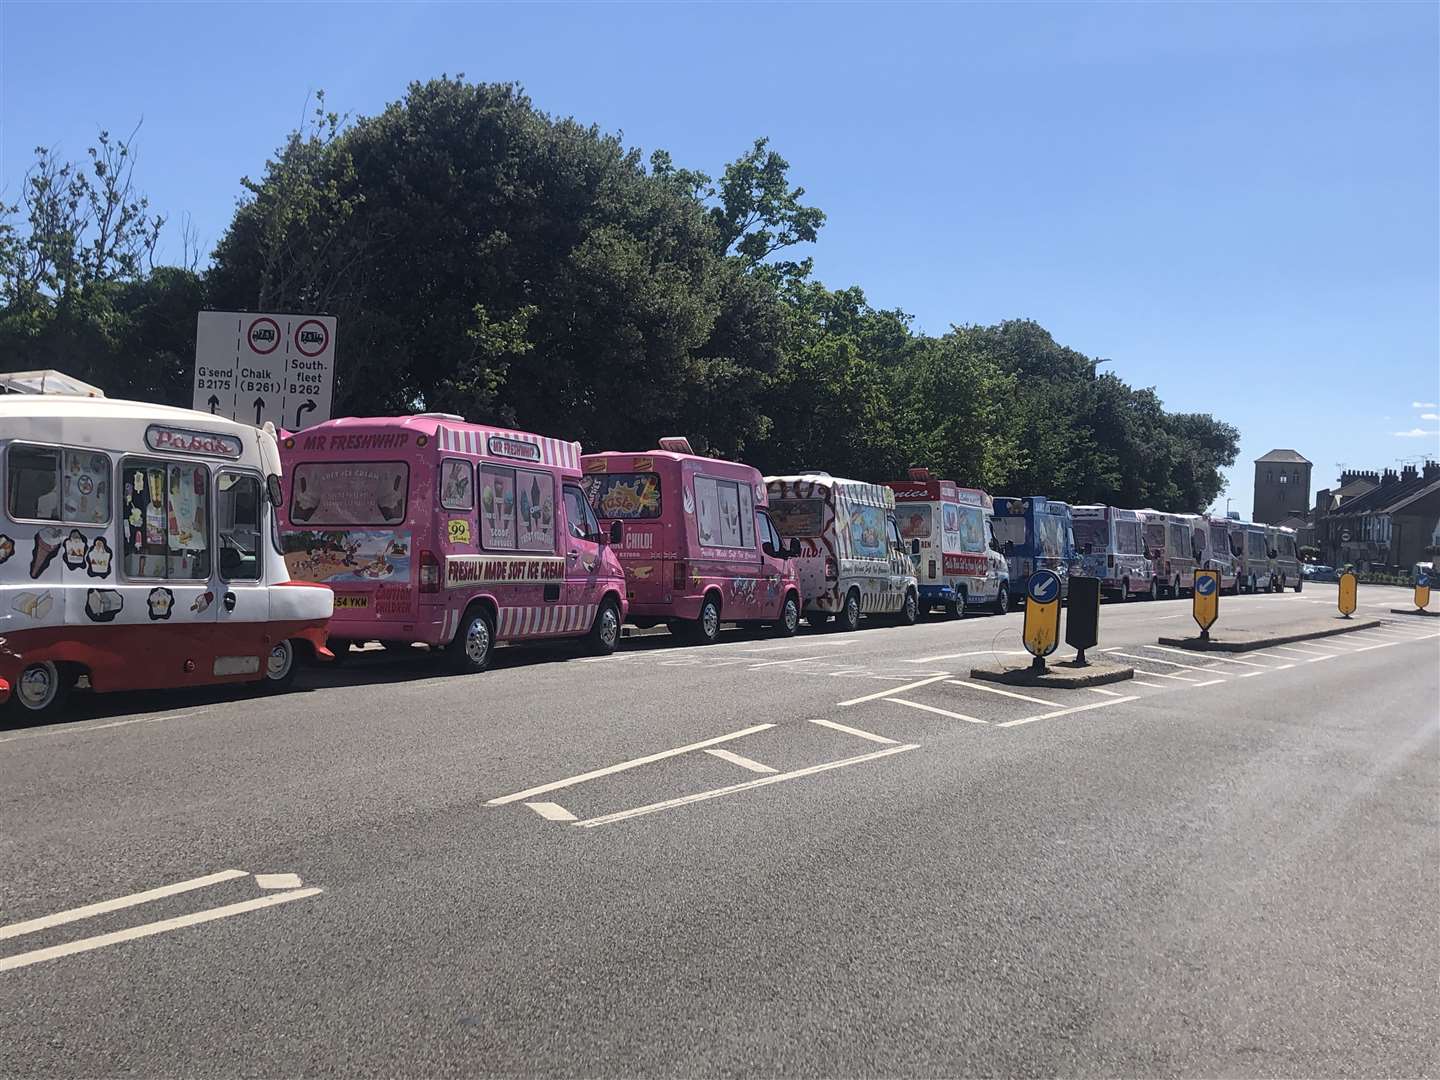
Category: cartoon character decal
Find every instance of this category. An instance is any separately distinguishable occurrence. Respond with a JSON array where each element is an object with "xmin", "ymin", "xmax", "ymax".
[
  {"xmin": 729, "ymin": 577, "xmax": 759, "ymax": 606},
  {"xmin": 630, "ymin": 564, "xmax": 655, "ymax": 580},
  {"xmin": 85, "ymin": 537, "xmax": 113, "ymax": 578},
  {"xmin": 0, "ymin": 534, "xmax": 14, "ymax": 566},
  {"xmin": 147, "ymin": 587, "xmax": 175, "ymax": 620},
  {"xmin": 62, "ymin": 528, "xmax": 88, "ymax": 570},
  {"xmin": 683, "ymin": 488, "xmax": 695, "ymax": 516},
  {"xmin": 30, "ymin": 527, "xmax": 64, "ymax": 579},
  {"xmin": 84, "ymin": 588, "xmax": 123, "ymax": 623}
]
